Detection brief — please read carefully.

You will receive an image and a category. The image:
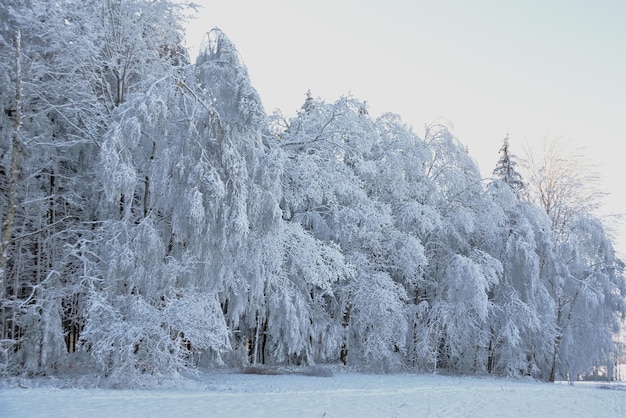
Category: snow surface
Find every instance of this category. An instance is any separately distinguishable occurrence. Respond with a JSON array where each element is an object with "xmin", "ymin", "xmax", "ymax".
[{"xmin": 1, "ymin": 370, "xmax": 625, "ymax": 417}]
